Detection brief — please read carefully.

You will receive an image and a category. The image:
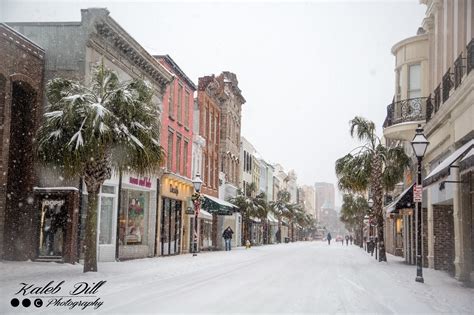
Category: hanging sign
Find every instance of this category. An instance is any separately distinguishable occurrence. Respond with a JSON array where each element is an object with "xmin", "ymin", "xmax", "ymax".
[{"xmin": 414, "ymin": 184, "xmax": 423, "ymax": 203}]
